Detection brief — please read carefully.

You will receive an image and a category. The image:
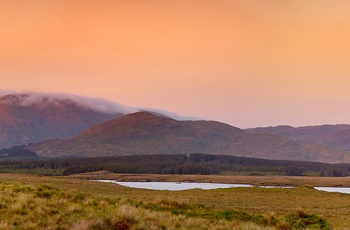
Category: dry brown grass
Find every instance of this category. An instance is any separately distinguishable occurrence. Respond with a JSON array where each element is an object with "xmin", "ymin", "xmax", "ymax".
[
  {"xmin": 1, "ymin": 181, "xmax": 275, "ymax": 230},
  {"xmin": 1, "ymin": 174, "xmax": 348, "ymax": 229}
]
